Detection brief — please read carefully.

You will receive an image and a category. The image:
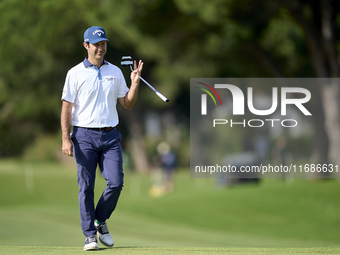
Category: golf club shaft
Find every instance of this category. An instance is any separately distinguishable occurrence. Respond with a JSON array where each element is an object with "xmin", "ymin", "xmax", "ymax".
[{"xmin": 130, "ymin": 65, "xmax": 169, "ymax": 102}]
